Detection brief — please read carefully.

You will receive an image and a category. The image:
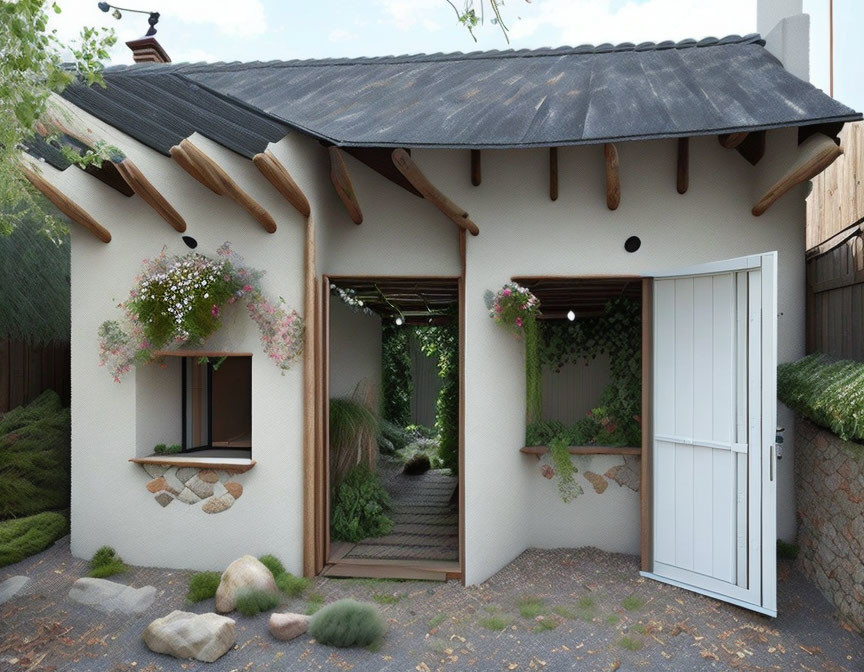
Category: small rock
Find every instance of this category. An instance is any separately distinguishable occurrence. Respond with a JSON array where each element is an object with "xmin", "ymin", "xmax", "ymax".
[
  {"xmin": 224, "ymin": 482, "xmax": 243, "ymax": 500},
  {"xmin": 143, "ymin": 610, "xmax": 235, "ymax": 663},
  {"xmin": 198, "ymin": 470, "xmax": 219, "ymax": 484},
  {"xmin": 175, "ymin": 467, "xmax": 198, "ymax": 484},
  {"xmin": 146, "ymin": 477, "xmax": 168, "ymax": 493},
  {"xmin": 143, "ymin": 464, "xmax": 168, "ymax": 479},
  {"xmin": 212, "ymin": 481, "xmax": 228, "ymax": 497},
  {"xmin": 202, "ymin": 494, "xmax": 235, "ymax": 515},
  {"xmin": 187, "ymin": 476, "xmax": 215, "ymax": 500},
  {"xmin": 177, "ymin": 487, "xmax": 201, "ymax": 505},
  {"xmin": 215, "ymin": 555, "xmax": 278, "ymax": 613},
  {"xmin": 0, "ymin": 576, "xmax": 31, "ymax": 605},
  {"xmin": 268, "ymin": 612, "xmax": 310, "ymax": 641},
  {"xmin": 69, "ymin": 577, "xmax": 156, "ymax": 615},
  {"xmin": 154, "ymin": 491, "xmax": 174, "ymax": 507},
  {"xmin": 584, "ymin": 471, "xmax": 608, "ymax": 494}
]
